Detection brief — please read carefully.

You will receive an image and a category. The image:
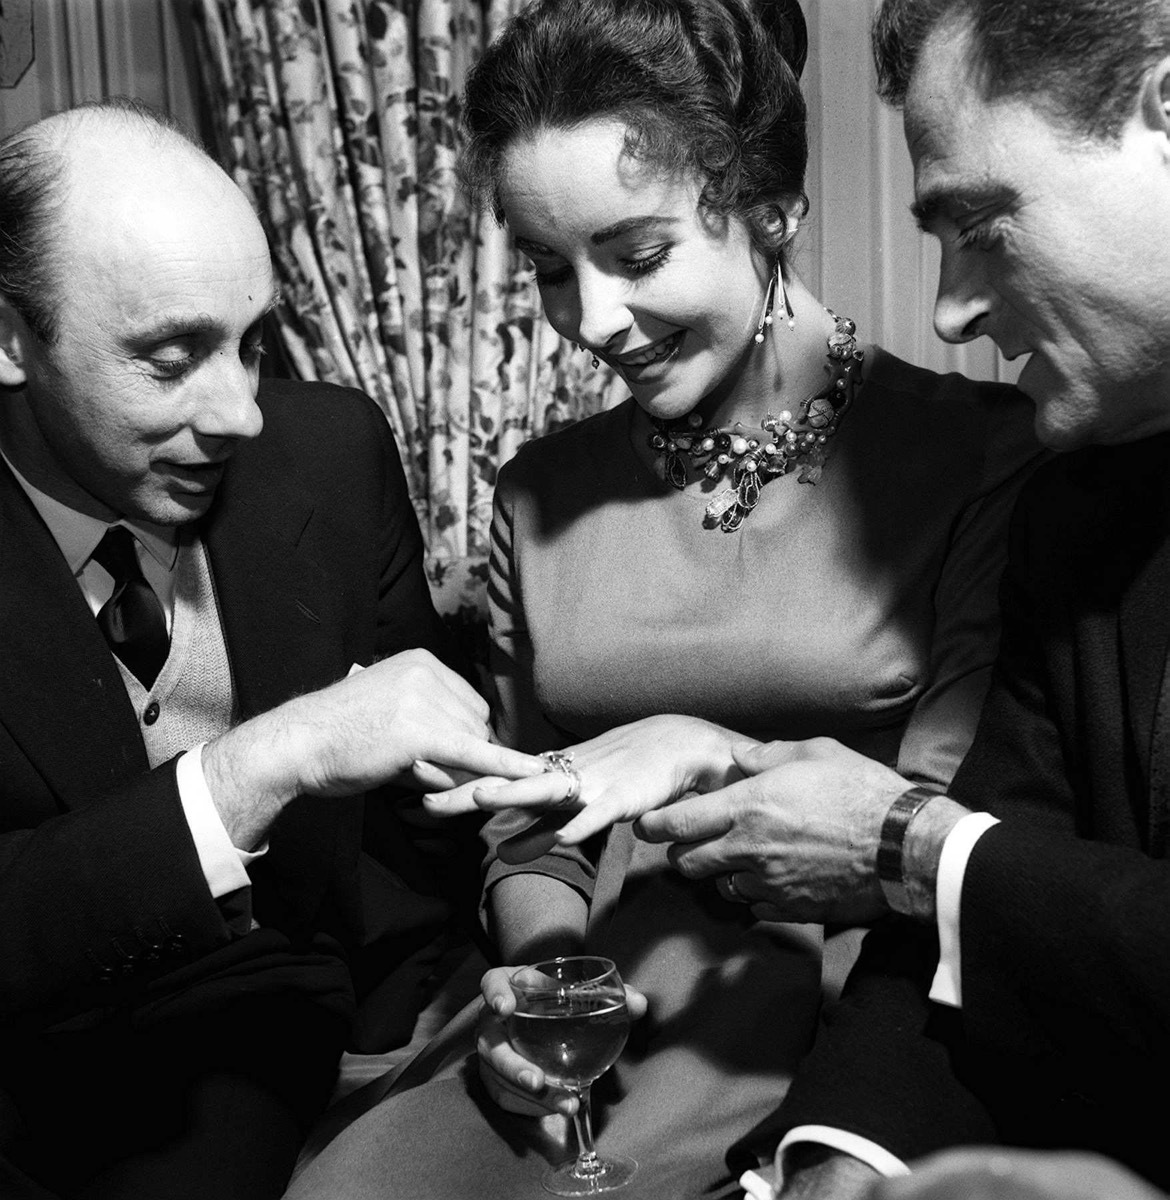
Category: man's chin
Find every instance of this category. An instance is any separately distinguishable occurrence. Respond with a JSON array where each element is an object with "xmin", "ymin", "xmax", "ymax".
[
  {"xmin": 1030, "ymin": 400, "xmax": 1100, "ymax": 453},
  {"xmin": 131, "ymin": 490, "xmax": 219, "ymax": 527}
]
